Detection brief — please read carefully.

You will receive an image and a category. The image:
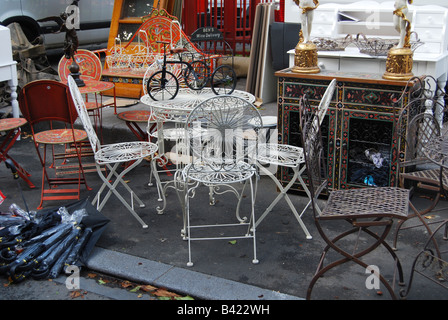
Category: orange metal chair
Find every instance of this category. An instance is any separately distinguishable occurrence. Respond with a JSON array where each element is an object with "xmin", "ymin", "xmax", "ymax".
[{"xmin": 18, "ymin": 80, "xmax": 91, "ymax": 209}]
